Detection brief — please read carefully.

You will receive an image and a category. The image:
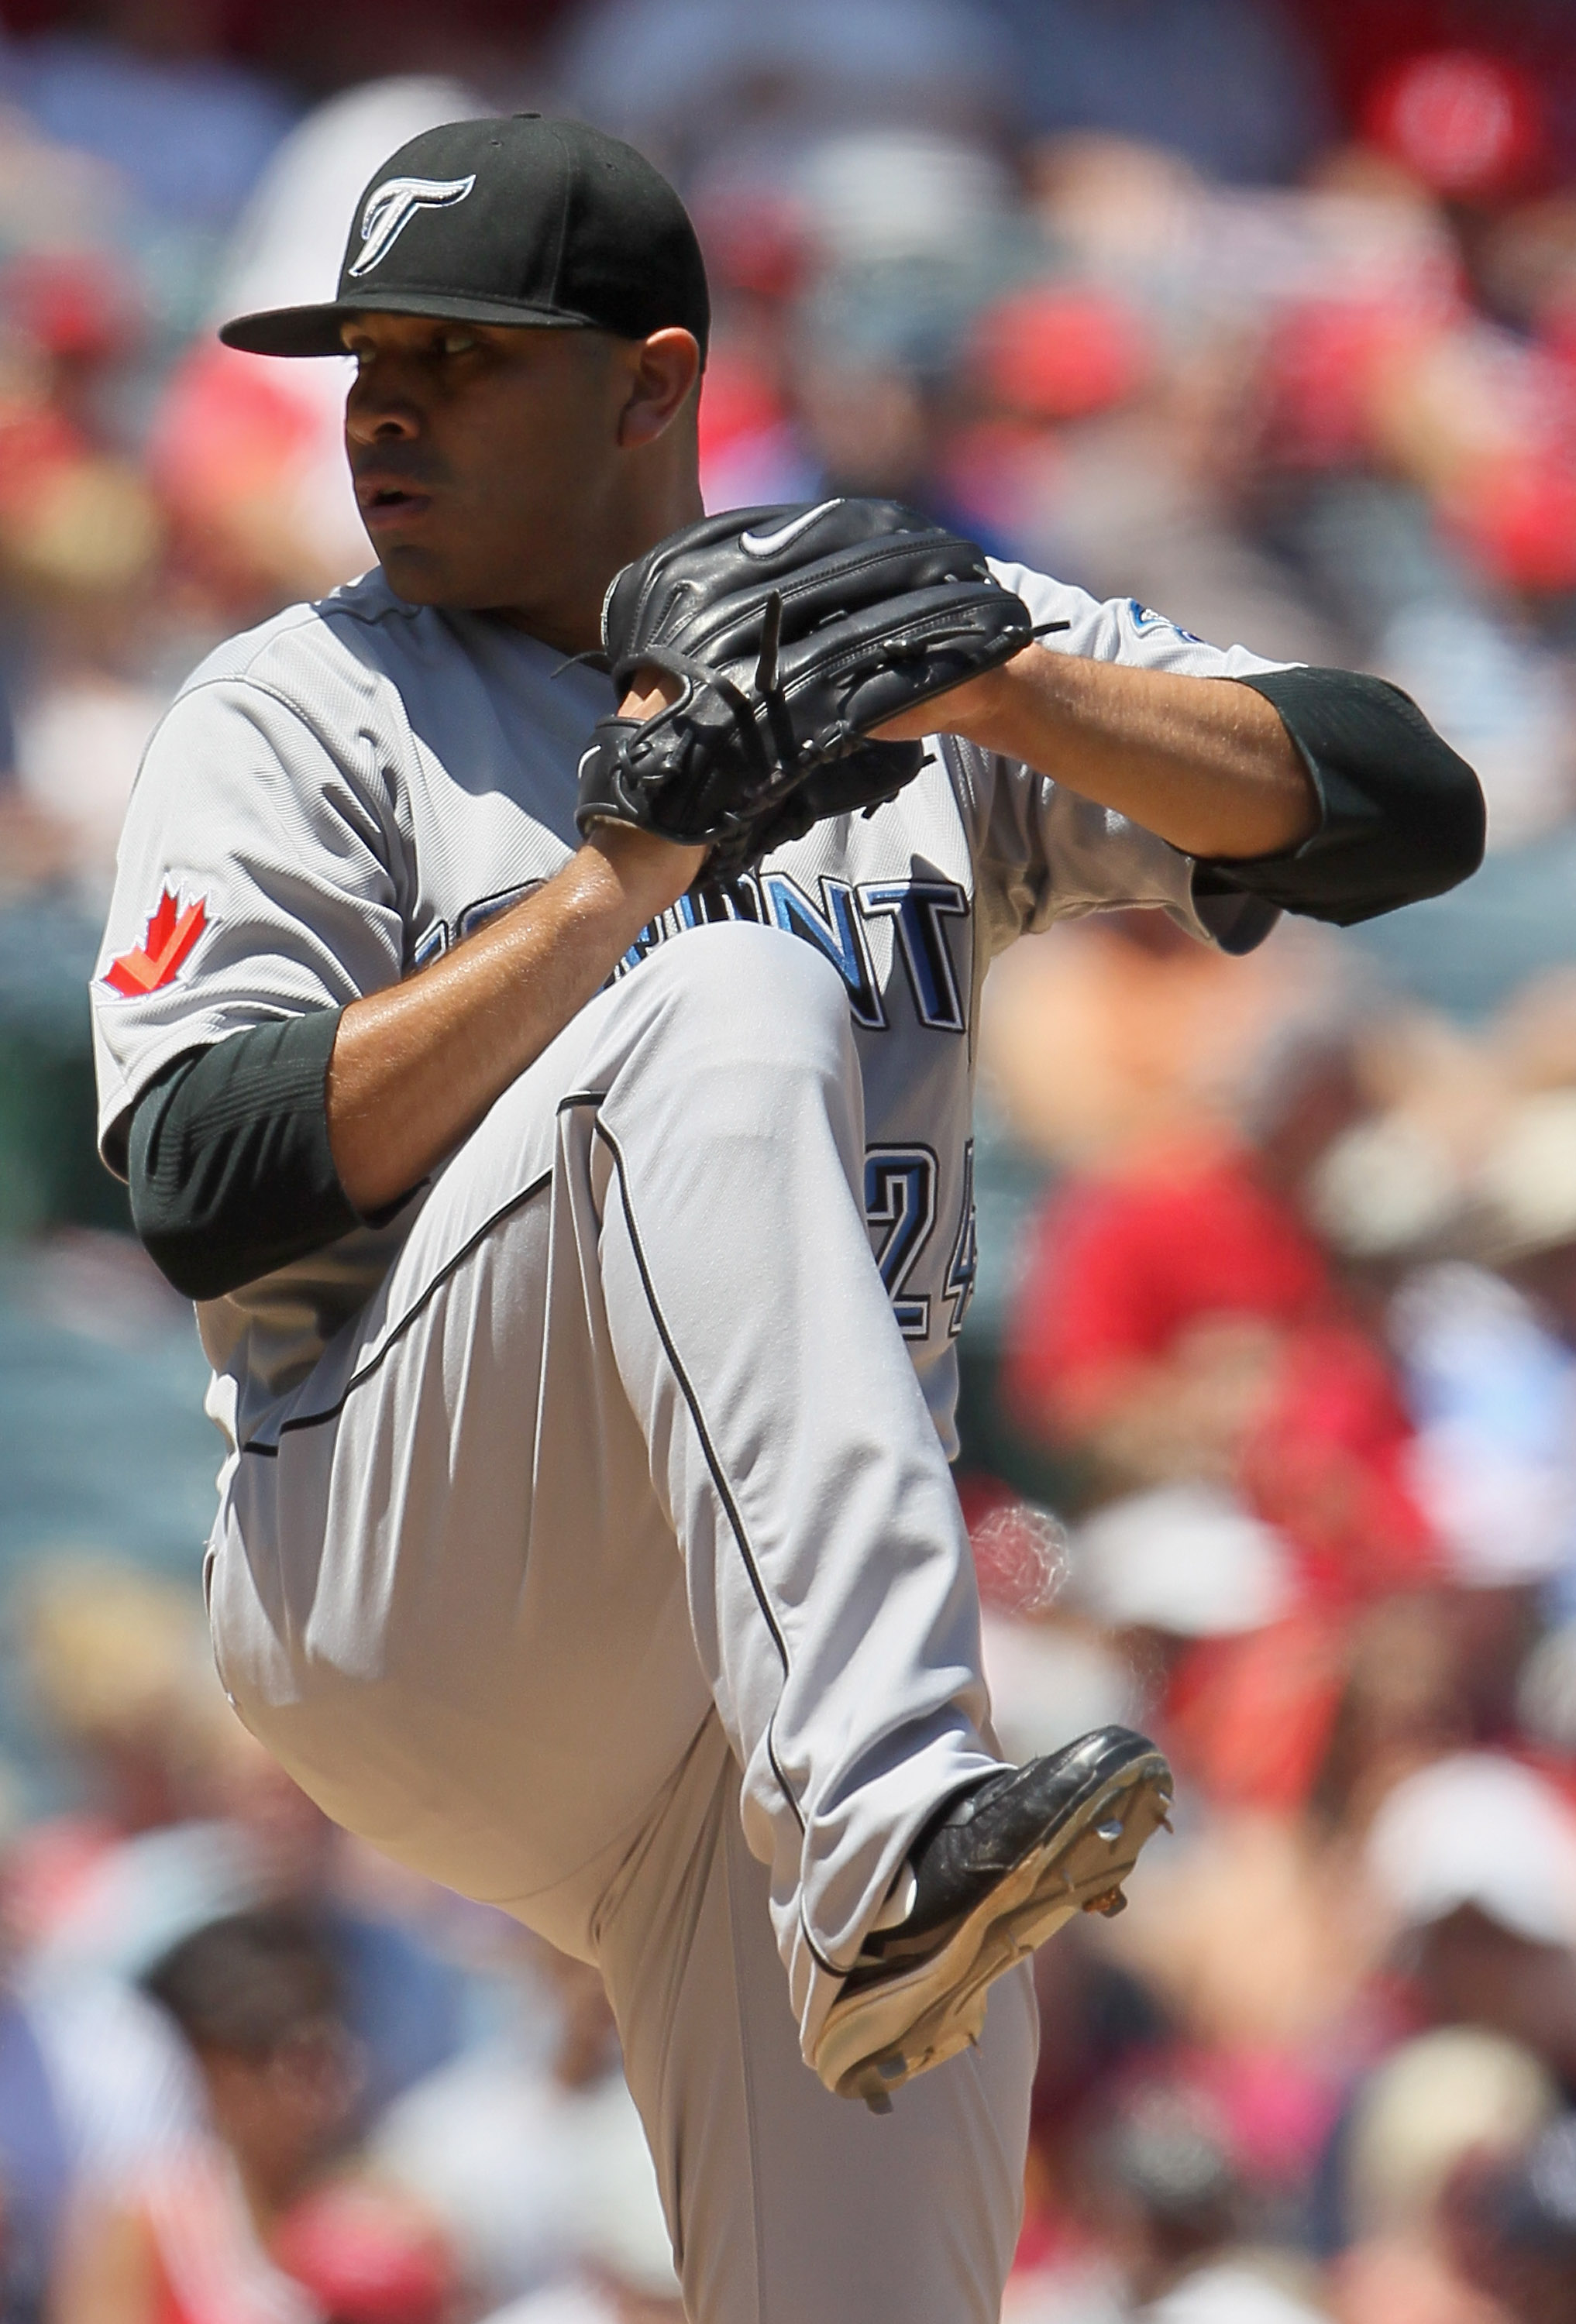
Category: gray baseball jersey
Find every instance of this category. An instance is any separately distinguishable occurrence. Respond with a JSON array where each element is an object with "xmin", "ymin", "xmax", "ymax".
[{"xmin": 91, "ymin": 558, "xmax": 1287, "ymax": 1458}]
